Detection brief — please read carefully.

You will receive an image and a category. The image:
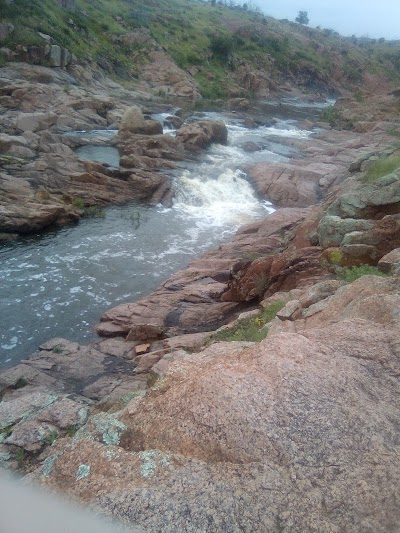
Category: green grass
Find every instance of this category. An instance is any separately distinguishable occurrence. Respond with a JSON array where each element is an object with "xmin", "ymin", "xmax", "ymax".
[
  {"xmin": 362, "ymin": 155, "xmax": 400, "ymax": 183},
  {"xmin": 320, "ymin": 106, "xmax": 339, "ymax": 125},
  {"xmin": 2, "ymin": 0, "xmax": 400, "ymax": 96},
  {"xmin": 71, "ymin": 199, "xmax": 105, "ymax": 217},
  {"xmin": 211, "ymin": 301, "xmax": 286, "ymax": 343},
  {"xmin": 336, "ymin": 265, "xmax": 388, "ymax": 283},
  {"xmin": 15, "ymin": 448, "xmax": 25, "ymax": 465},
  {"xmin": 42, "ymin": 430, "xmax": 59, "ymax": 446},
  {"xmin": 0, "ymin": 425, "xmax": 13, "ymax": 439},
  {"xmin": 66, "ymin": 424, "xmax": 80, "ymax": 437}
]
